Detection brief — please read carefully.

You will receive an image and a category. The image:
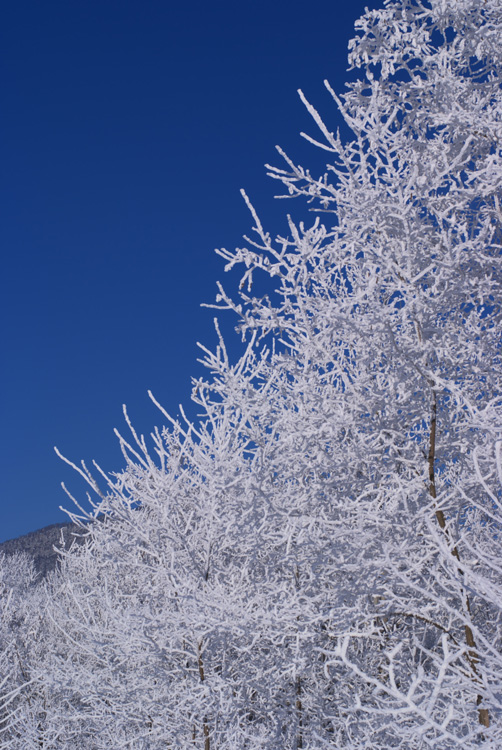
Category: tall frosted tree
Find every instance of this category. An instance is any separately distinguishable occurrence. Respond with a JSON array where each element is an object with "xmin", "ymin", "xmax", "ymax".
[
  {"xmin": 3, "ymin": 0, "xmax": 501, "ymax": 747},
  {"xmin": 211, "ymin": 0, "xmax": 502, "ymax": 740}
]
